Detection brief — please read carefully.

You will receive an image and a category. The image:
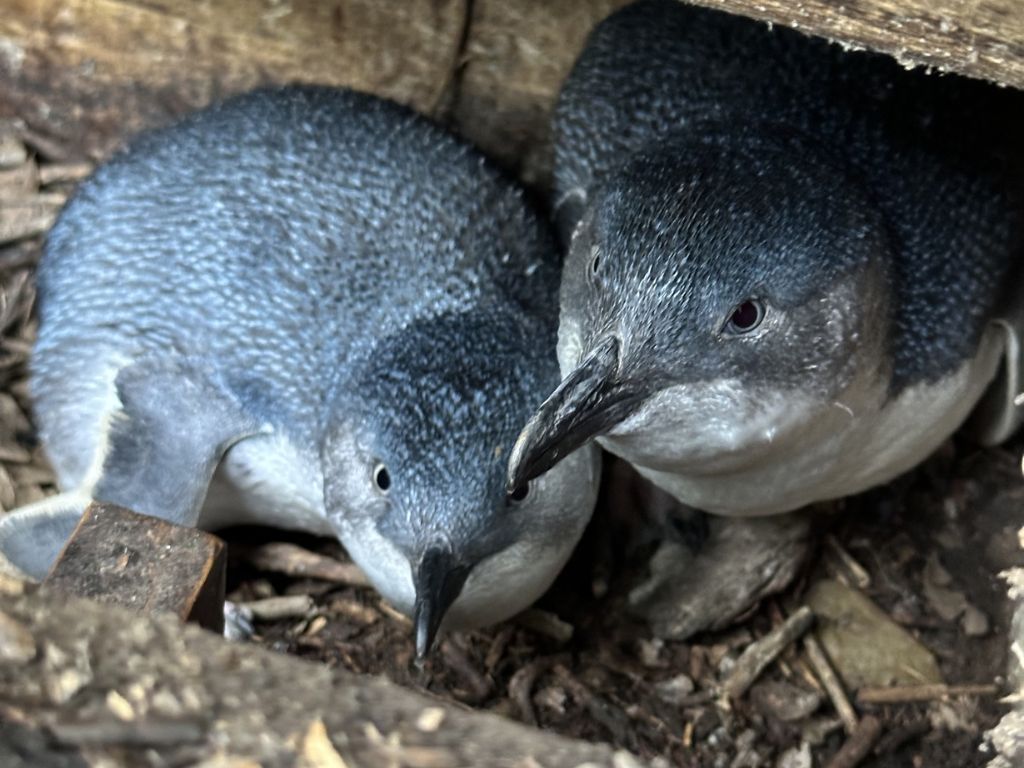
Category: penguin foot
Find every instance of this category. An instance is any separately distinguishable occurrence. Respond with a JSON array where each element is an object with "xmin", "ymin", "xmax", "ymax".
[
  {"xmin": 628, "ymin": 513, "xmax": 810, "ymax": 640},
  {"xmin": 223, "ymin": 601, "xmax": 255, "ymax": 642}
]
